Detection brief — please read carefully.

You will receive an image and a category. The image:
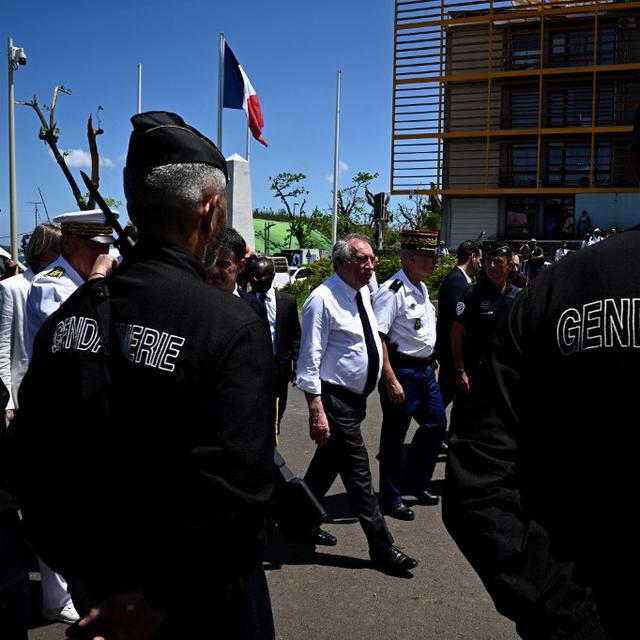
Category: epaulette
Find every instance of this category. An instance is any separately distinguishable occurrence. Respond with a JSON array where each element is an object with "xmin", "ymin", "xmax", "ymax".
[
  {"xmin": 44, "ymin": 266, "xmax": 65, "ymax": 279},
  {"xmin": 389, "ymin": 279, "xmax": 403, "ymax": 293}
]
